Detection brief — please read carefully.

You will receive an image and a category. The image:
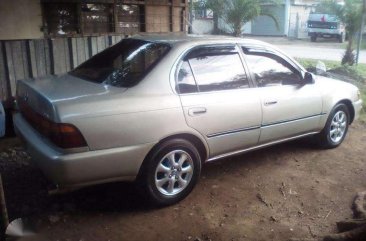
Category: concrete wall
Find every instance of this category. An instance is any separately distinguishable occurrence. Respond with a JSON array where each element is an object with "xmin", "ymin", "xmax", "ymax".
[
  {"xmin": 288, "ymin": 5, "xmax": 312, "ymax": 39},
  {"xmin": 192, "ymin": 19, "xmax": 214, "ymax": 35},
  {"xmin": 0, "ymin": 0, "xmax": 43, "ymax": 40},
  {"xmin": 251, "ymin": 5, "xmax": 286, "ymax": 36}
]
